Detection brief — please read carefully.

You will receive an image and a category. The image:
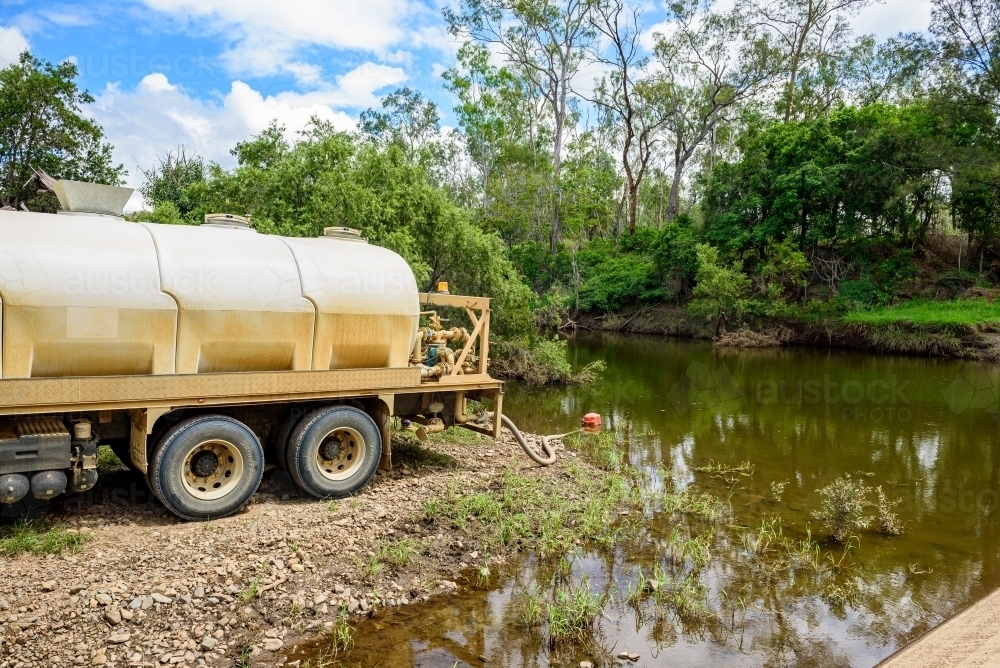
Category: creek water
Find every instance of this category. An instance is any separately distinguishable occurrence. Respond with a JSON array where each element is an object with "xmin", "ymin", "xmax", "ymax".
[{"xmin": 340, "ymin": 333, "xmax": 1000, "ymax": 667}]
